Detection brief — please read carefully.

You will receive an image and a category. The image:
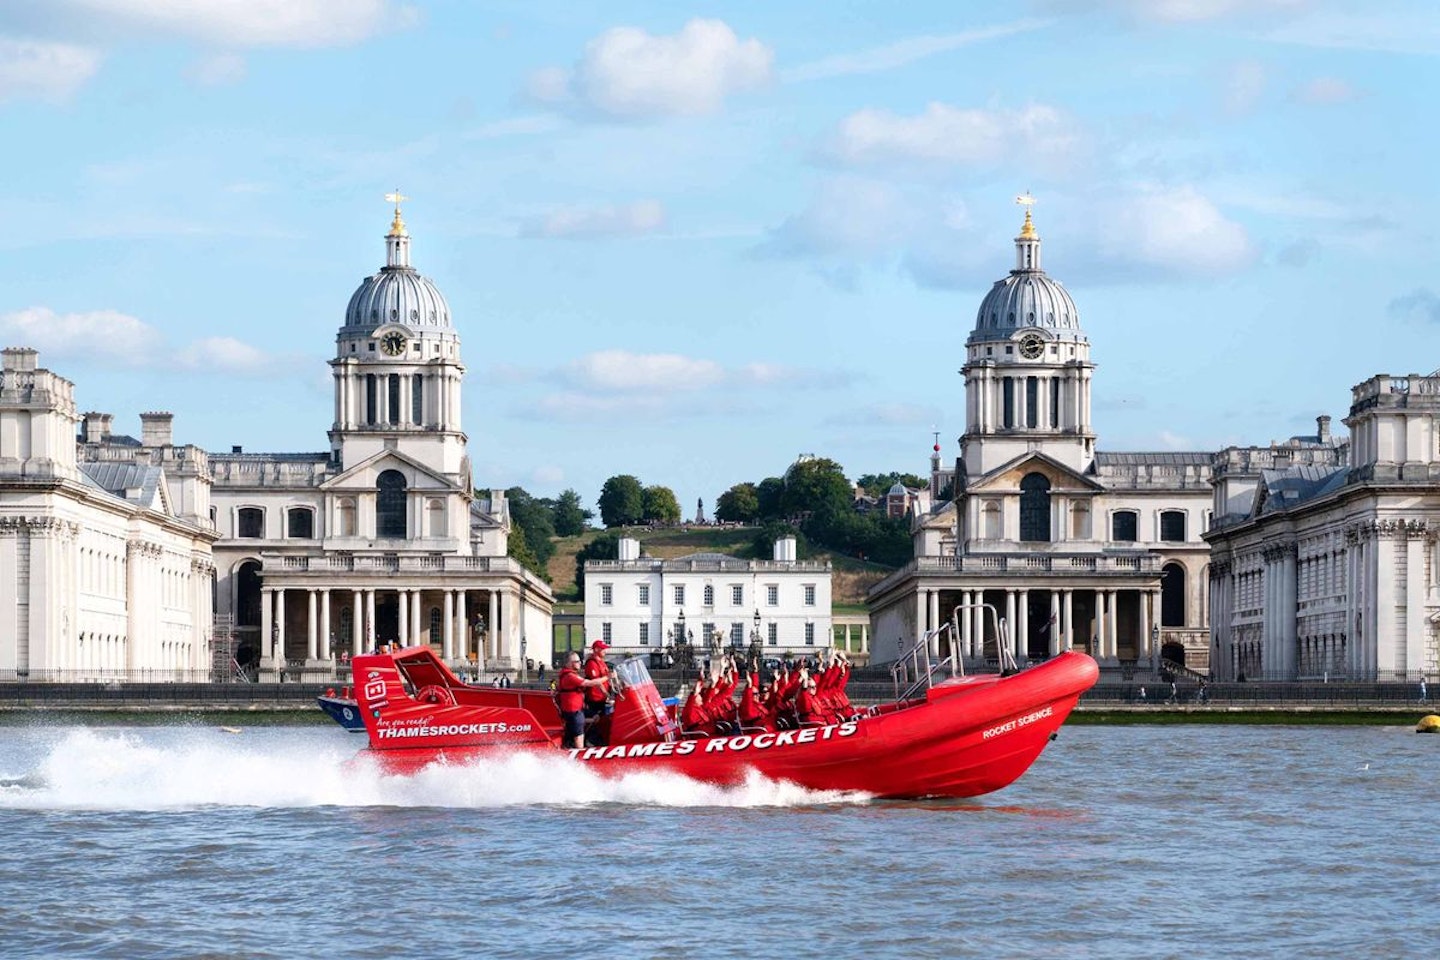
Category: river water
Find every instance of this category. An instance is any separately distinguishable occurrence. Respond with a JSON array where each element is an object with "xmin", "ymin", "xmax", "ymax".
[{"xmin": 0, "ymin": 722, "xmax": 1432, "ymax": 959}]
